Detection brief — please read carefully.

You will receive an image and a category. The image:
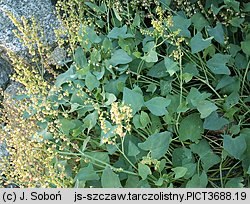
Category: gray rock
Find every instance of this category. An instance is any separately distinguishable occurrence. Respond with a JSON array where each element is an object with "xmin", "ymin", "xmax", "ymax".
[
  {"xmin": 0, "ymin": 57, "xmax": 12, "ymax": 90},
  {"xmin": 0, "ymin": 142, "xmax": 8, "ymax": 158},
  {"xmin": 0, "ymin": 0, "xmax": 60, "ymax": 53},
  {"xmin": 4, "ymin": 80, "xmax": 24, "ymax": 97}
]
